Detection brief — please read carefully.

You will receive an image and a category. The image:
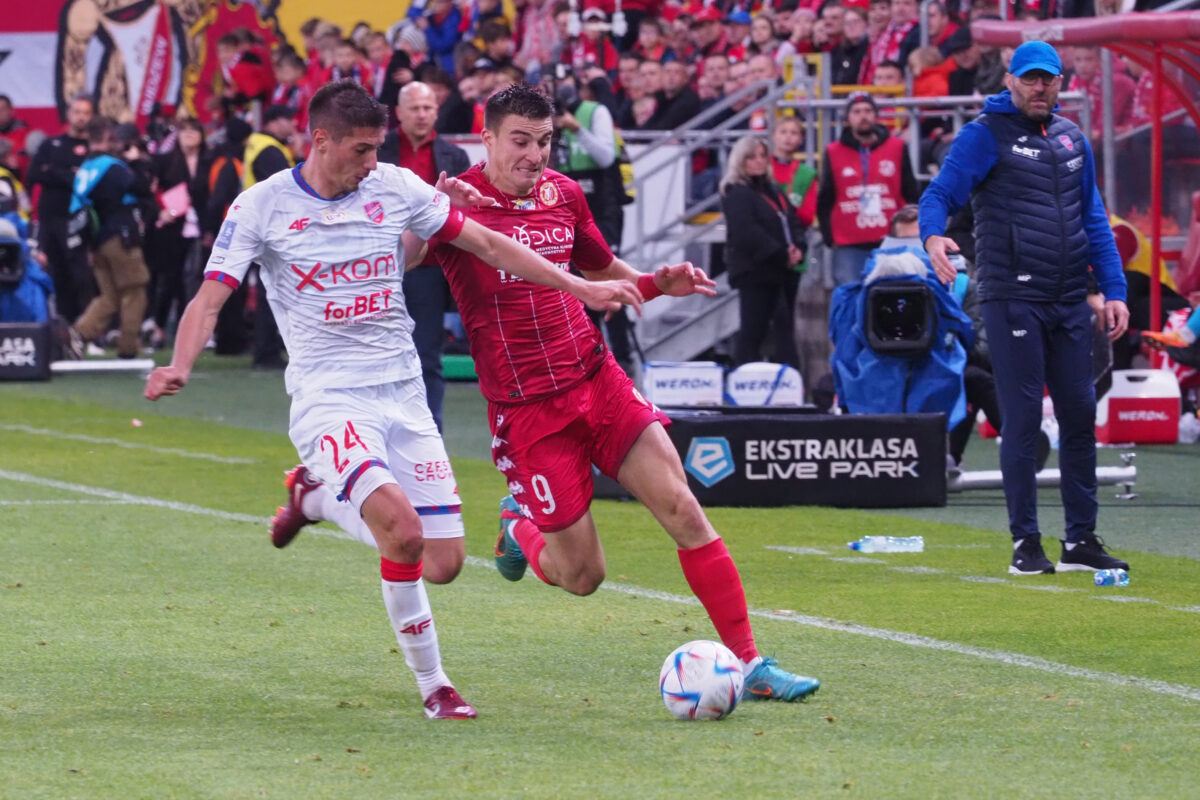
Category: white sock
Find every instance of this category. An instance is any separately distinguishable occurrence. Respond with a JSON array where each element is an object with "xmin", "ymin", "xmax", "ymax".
[
  {"xmin": 741, "ymin": 656, "xmax": 763, "ymax": 672},
  {"xmin": 381, "ymin": 578, "xmax": 448, "ymax": 699},
  {"xmin": 301, "ymin": 483, "xmax": 378, "ymax": 548},
  {"xmin": 1181, "ymin": 327, "xmax": 1197, "ymax": 345}
]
